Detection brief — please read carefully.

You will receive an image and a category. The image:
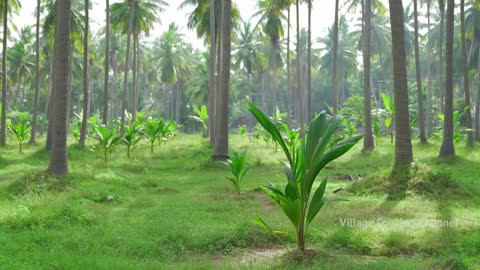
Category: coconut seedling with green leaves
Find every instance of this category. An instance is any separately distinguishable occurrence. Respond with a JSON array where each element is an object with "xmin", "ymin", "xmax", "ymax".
[
  {"xmin": 221, "ymin": 148, "xmax": 249, "ymax": 195},
  {"xmin": 7, "ymin": 112, "xmax": 32, "ymax": 153},
  {"xmin": 92, "ymin": 124, "xmax": 122, "ymax": 164},
  {"xmin": 248, "ymin": 102, "xmax": 362, "ymax": 252}
]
